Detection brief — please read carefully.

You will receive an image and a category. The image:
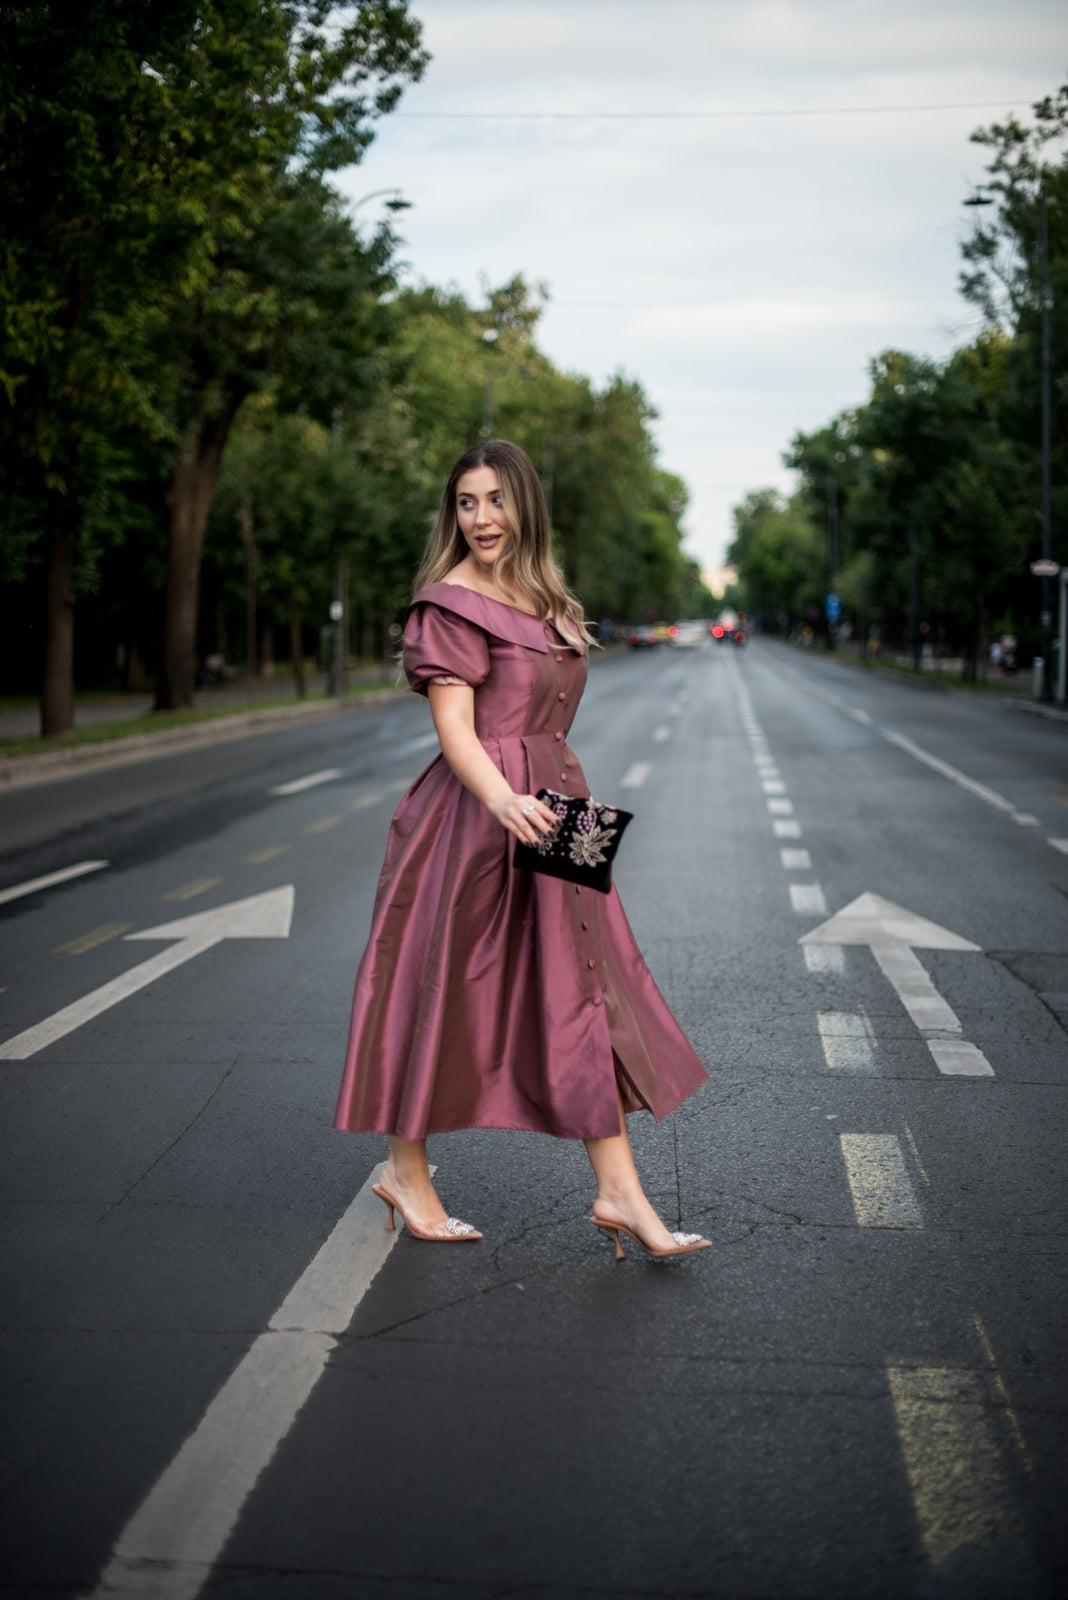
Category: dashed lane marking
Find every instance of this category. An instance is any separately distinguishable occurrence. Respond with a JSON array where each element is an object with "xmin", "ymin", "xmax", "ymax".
[
  {"xmin": 762, "ymin": 779, "xmax": 787, "ymax": 794},
  {"xmin": 89, "ymin": 1163, "xmax": 401, "ymax": 1600},
  {"xmin": 620, "ymin": 761, "xmax": 652, "ymax": 789},
  {"xmin": 926, "ymin": 1038, "xmax": 995, "ymax": 1077},
  {"xmin": 818, "ymin": 1012, "xmax": 875, "ymax": 1072},
  {"xmin": 888, "ymin": 1363, "xmax": 1024, "ymax": 1571},
  {"xmin": 774, "ymin": 818, "xmax": 802, "ymax": 838},
  {"xmin": 840, "ymin": 1133, "xmax": 922, "ymax": 1228},
  {"xmin": 790, "ymin": 883, "xmax": 827, "ymax": 915},
  {"xmin": 0, "ymin": 860, "xmax": 109, "ymax": 907},
  {"xmin": 302, "ymin": 816, "xmax": 341, "ymax": 835},
  {"xmin": 804, "ymin": 944, "xmax": 844, "ymax": 973},
  {"xmin": 767, "ymin": 798, "xmax": 794, "ymax": 815},
  {"xmin": 163, "ymin": 878, "xmax": 223, "ymax": 903},
  {"xmin": 268, "ymin": 768, "xmax": 342, "ymax": 796},
  {"xmin": 242, "ymin": 846, "xmax": 290, "ymax": 865},
  {"xmin": 53, "ymin": 922, "xmax": 135, "ymax": 957},
  {"xmin": 349, "ymin": 793, "xmax": 384, "ymax": 812},
  {"xmin": 780, "ymin": 848, "xmax": 812, "ymax": 870},
  {"xmin": 651, "ymin": 725, "xmax": 671, "ymax": 742}
]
